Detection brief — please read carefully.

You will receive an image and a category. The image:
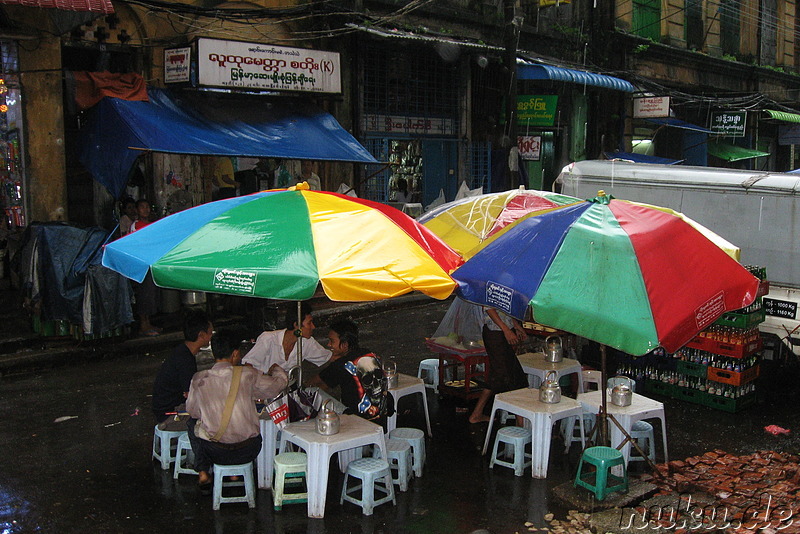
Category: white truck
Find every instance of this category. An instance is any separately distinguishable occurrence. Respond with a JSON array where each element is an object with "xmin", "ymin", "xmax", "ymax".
[{"xmin": 555, "ymin": 159, "xmax": 800, "ymax": 358}]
